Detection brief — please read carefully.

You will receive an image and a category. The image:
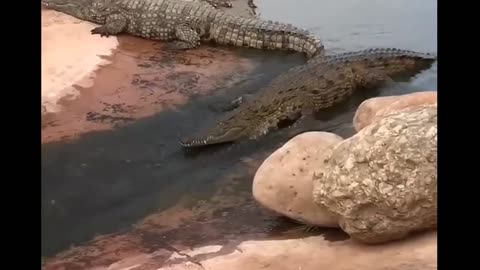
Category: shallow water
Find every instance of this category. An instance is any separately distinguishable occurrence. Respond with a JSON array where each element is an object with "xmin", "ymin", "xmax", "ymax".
[{"xmin": 41, "ymin": 0, "xmax": 437, "ymax": 258}]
